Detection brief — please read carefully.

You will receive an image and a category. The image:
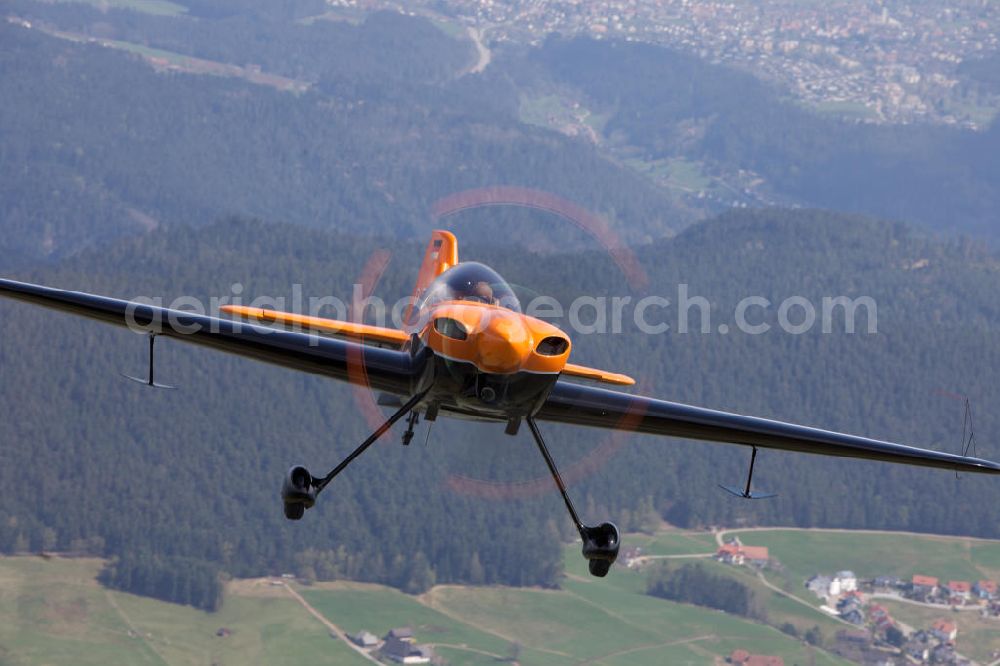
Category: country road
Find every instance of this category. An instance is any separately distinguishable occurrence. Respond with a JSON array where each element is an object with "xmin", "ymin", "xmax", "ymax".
[
  {"xmin": 466, "ymin": 26, "xmax": 491, "ymax": 74},
  {"xmin": 628, "ymin": 552, "xmax": 715, "ymax": 565},
  {"xmin": 282, "ymin": 583, "xmax": 382, "ymax": 664}
]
